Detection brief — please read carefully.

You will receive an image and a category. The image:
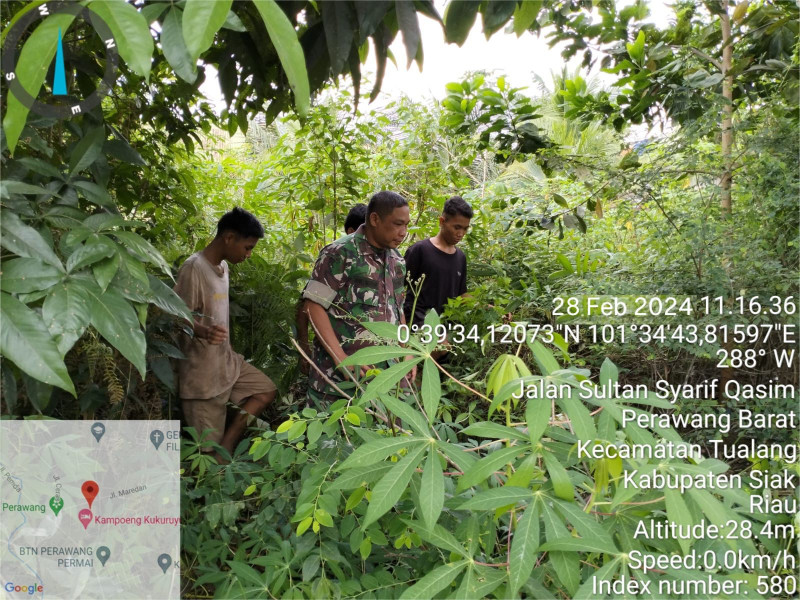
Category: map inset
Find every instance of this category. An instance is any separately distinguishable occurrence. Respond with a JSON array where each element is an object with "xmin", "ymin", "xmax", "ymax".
[{"xmin": 1, "ymin": 420, "xmax": 180, "ymax": 599}]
